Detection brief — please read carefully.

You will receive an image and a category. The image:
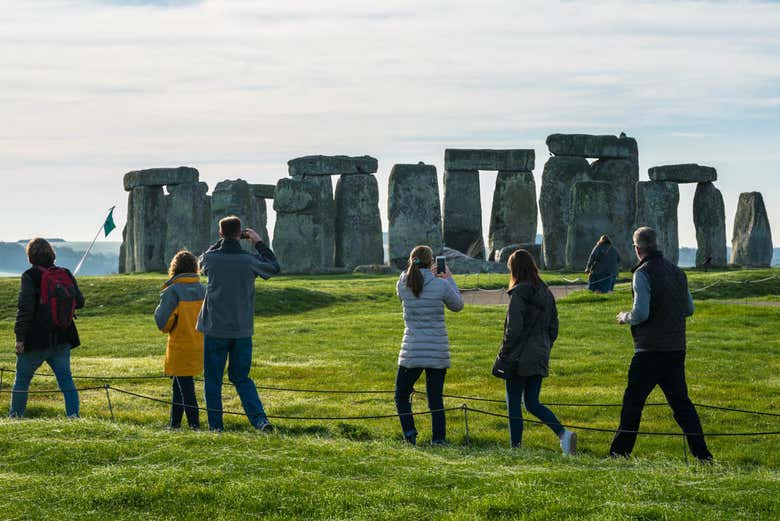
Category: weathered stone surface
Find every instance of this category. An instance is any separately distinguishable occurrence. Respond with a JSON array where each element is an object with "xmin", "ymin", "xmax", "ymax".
[
  {"xmin": 165, "ymin": 182, "xmax": 211, "ymax": 264},
  {"xmin": 731, "ymin": 192, "xmax": 773, "ymax": 267},
  {"xmin": 353, "ymin": 264, "xmax": 399, "ymax": 275},
  {"xmin": 388, "ymin": 163, "xmax": 443, "ymax": 269},
  {"xmin": 335, "ymin": 174, "xmax": 384, "ymax": 268},
  {"xmin": 129, "ymin": 185, "xmax": 167, "ymax": 272},
  {"xmin": 252, "ymin": 195, "xmax": 269, "ymax": 245},
  {"xmin": 693, "ymin": 182, "xmax": 727, "ymax": 268},
  {"xmin": 273, "ymin": 176, "xmax": 335, "ymax": 273},
  {"xmin": 119, "ymin": 191, "xmax": 134, "ymax": 273},
  {"xmin": 442, "ymin": 247, "xmax": 508, "ymax": 274},
  {"xmin": 539, "ymin": 156, "xmax": 592, "ymax": 269},
  {"xmin": 497, "ymin": 243, "xmax": 543, "ymax": 268},
  {"xmin": 250, "ymin": 184, "xmax": 275, "ymax": 199},
  {"xmin": 635, "ymin": 181, "xmax": 680, "ymax": 265},
  {"xmin": 211, "ymin": 179, "xmax": 256, "ymax": 243},
  {"xmin": 591, "ymin": 158, "xmax": 638, "ymax": 266},
  {"xmin": 565, "ymin": 181, "xmax": 619, "ymax": 269},
  {"xmin": 443, "ymin": 169, "xmax": 485, "ymax": 259},
  {"xmin": 546, "ymin": 134, "xmax": 637, "ymax": 159},
  {"xmin": 488, "ymin": 171, "xmax": 537, "ymax": 260},
  {"xmin": 287, "ymin": 155, "xmax": 378, "ymax": 176},
  {"xmin": 648, "ymin": 164, "xmax": 716, "ymax": 183},
  {"xmin": 123, "ymin": 167, "xmax": 199, "ymax": 191},
  {"xmin": 444, "ymin": 149, "xmax": 535, "ymax": 171}
]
